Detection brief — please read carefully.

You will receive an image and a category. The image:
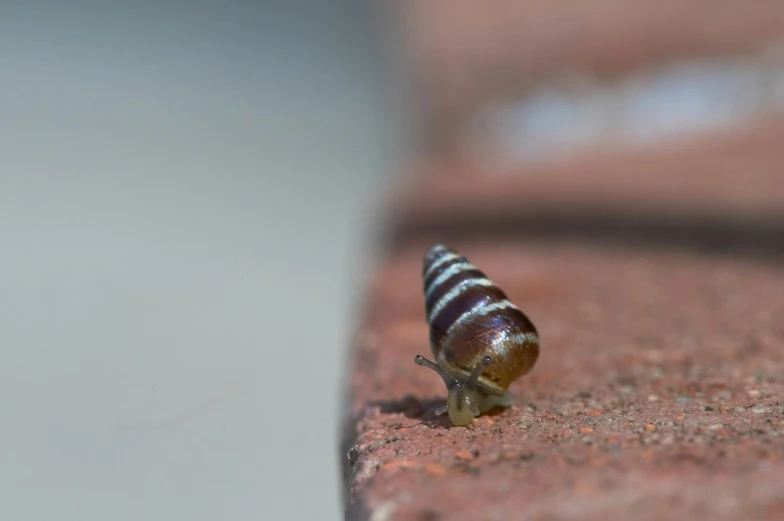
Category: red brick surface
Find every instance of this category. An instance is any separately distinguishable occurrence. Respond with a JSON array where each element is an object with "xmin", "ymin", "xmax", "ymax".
[
  {"xmin": 345, "ymin": 5, "xmax": 784, "ymax": 518},
  {"xmin": 343, "ymin": 241, "xmax": 784, "ymax": 520}
]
